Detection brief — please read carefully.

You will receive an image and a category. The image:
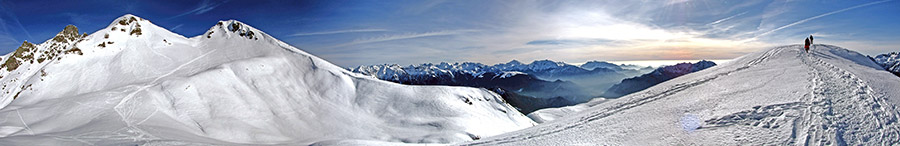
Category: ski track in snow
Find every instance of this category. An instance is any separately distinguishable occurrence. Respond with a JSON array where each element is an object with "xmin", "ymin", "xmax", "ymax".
[
  {"xmin": 78, "ymin": 48, "xmax": 220, "ymax": 143},
  {"xmin": 471, "ymin": 45, "xmax": 900, "ymax": 145},
  {"xmin": 15, "ymin": 110, "xmax": 33, "ymax": 135},
  {"xmin": 705, "ymin": 46, "xmax": 900, "ymax": 145},
  {"xmin": 468, "ymin": 46, "xmax": 788, "ymax": 145},
  {"xmin": 791, "ymin": 45, "xmax": 900, "ymax": 145}
]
